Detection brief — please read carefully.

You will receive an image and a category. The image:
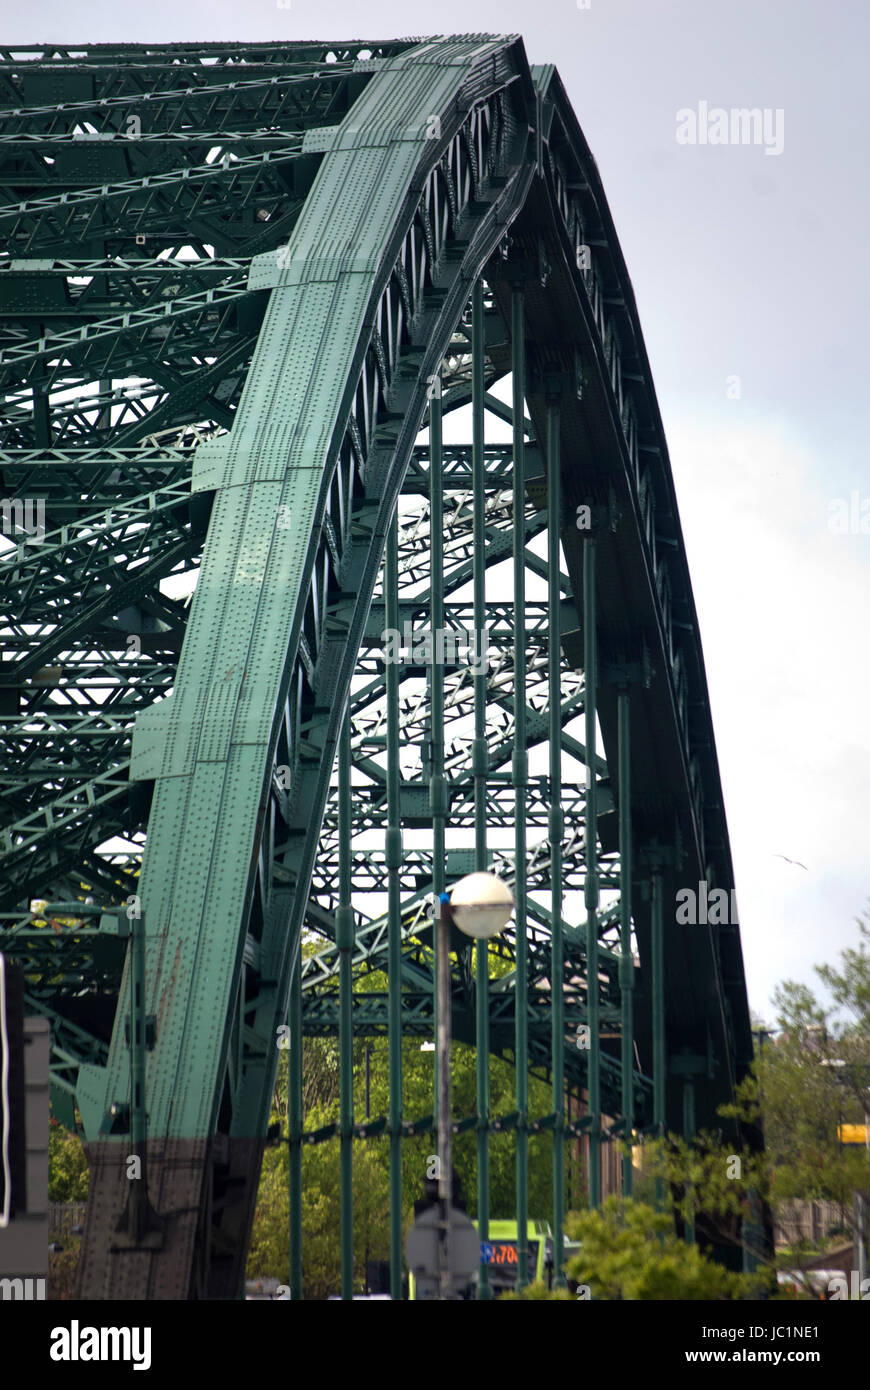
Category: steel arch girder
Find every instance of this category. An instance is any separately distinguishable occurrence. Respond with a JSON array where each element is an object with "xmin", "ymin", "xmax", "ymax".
[{"xmin": 76, "ymin": 36, "xmax": 536, "ymax": 1298}]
